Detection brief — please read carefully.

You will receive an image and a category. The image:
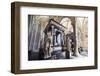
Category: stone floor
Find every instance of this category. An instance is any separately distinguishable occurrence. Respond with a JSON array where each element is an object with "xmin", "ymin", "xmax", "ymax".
[{"xmin": 28, "ymin": 50, "xmax": 88, "ymax": 61}]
